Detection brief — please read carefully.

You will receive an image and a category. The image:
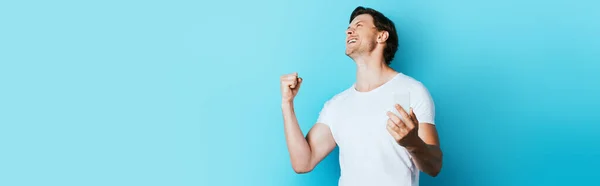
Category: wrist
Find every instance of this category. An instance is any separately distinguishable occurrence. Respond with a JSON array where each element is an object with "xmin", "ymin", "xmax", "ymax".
[
  {"xmin": 405, "ymin": 138, "xmax": 427, "ymax": 153},
  {"xmin": 282, "ymin": 100, "xmax": 294, "ymax": 107}
]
